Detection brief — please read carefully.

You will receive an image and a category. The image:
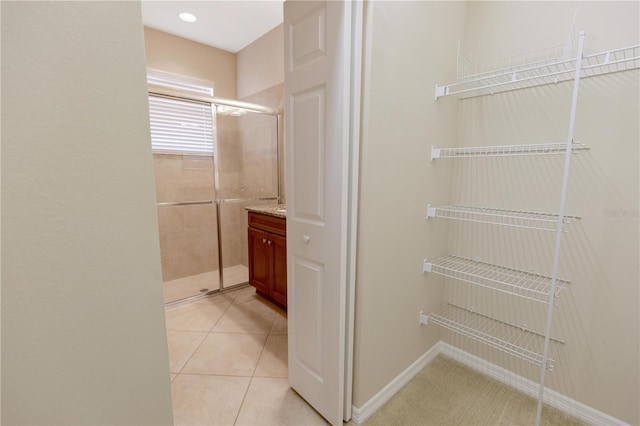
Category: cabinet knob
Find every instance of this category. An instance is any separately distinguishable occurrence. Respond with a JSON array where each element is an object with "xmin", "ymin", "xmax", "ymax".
[
  {"xmin": 268, "ymin": 240, "xmax": 272, "ymax": 245},
  {"xmin": 262, "ymin": 238, "xmax": 267, "ymax": 243},
  {"xmin": 303, "ymin": 235, "xmax": 311, "ymax": 244}
]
